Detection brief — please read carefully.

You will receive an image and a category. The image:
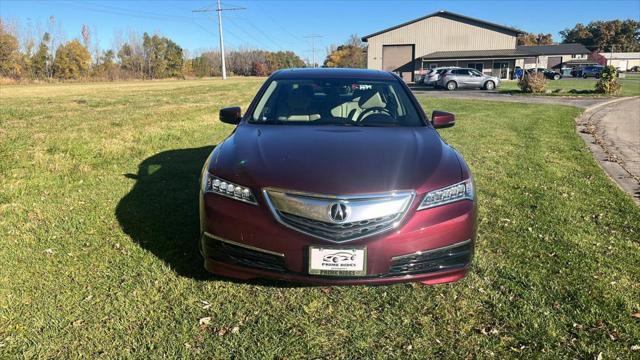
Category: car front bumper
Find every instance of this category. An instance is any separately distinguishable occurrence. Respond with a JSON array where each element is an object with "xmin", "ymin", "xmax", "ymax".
[{"xmin": 200, "ymin": 192, "xmax": 477, "ymax": 285}]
